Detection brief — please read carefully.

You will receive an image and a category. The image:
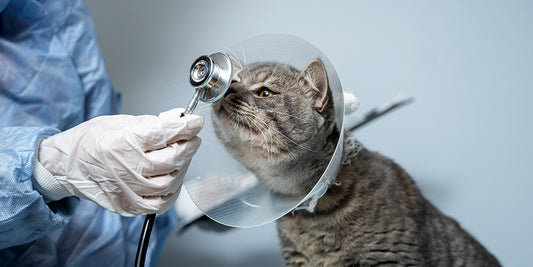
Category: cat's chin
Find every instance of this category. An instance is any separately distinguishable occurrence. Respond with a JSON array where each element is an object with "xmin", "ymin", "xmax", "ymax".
[{"xmin": 255, "ymin": 172, "xmax": 312, "ymax": 198}]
